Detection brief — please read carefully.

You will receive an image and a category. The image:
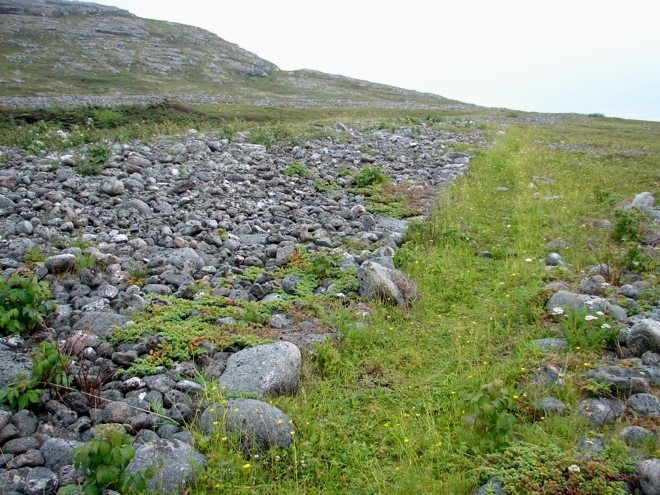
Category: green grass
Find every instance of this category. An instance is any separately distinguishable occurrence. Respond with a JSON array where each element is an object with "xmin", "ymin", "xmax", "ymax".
[{"xmin": 186, "ymin": 119, "xmax": 660, "ymax": 494}]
